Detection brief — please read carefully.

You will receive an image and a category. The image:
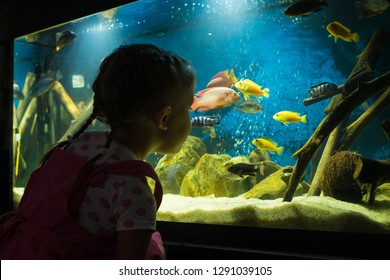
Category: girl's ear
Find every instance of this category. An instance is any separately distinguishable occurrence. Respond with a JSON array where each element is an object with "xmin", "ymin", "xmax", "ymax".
[{"xmin": 155, "ymin": 105, "xmax": 171, "ymax": 130}]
